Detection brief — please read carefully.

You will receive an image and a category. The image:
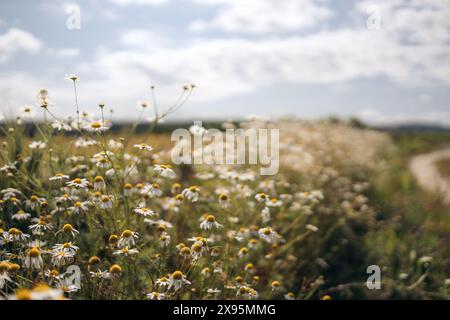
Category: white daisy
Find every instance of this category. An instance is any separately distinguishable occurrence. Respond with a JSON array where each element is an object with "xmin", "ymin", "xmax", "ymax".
[
  {"xmin": 168, "ymin": 271, "xmax": 191, "ymax": 291},
  {"xmin": 200, "ymin": 215, "xmax": 223, "ymax": 230},
  {"xmin": 134, "ymin": 143, "xmax": 153, "ymax": 152}
]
